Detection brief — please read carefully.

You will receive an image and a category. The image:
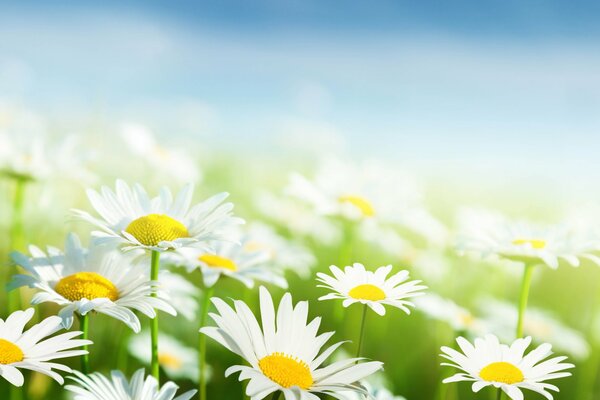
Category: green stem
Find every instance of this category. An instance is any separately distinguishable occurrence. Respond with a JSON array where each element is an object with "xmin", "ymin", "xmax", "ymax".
[
  {"xmin": 80, "ymin": 314, "xmax": 90, "ymax": 374},
  {"xmin": 355, "ymin": 304, "xmax": 368, "ymax": 360},
  {"xmin": 150, "ymin": 250, "xmax": 160, "ymax": 381},
  {"xmin": 199, "ymin": 286, "xmax": 215, "ymax": 400},
  {"xmin": 496, "ymin": 388, "xmax": 503, "ymax": 400},
  {"xmin": 270, "ymin": 392, "xmax": 283, "ymax": 400},
  {"xmin": 516, "ymin": 263, "xmax": 535, "ymax": 338}
]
